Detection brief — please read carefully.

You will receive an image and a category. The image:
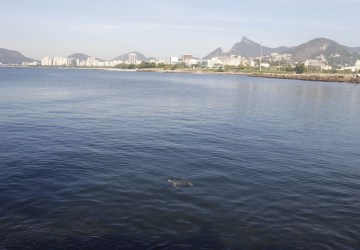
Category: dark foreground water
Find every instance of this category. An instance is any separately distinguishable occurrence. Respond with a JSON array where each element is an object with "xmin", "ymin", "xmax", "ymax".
[{"xmin": 0, "ymin": 68, "xmax": 359, "ymax": 250}]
